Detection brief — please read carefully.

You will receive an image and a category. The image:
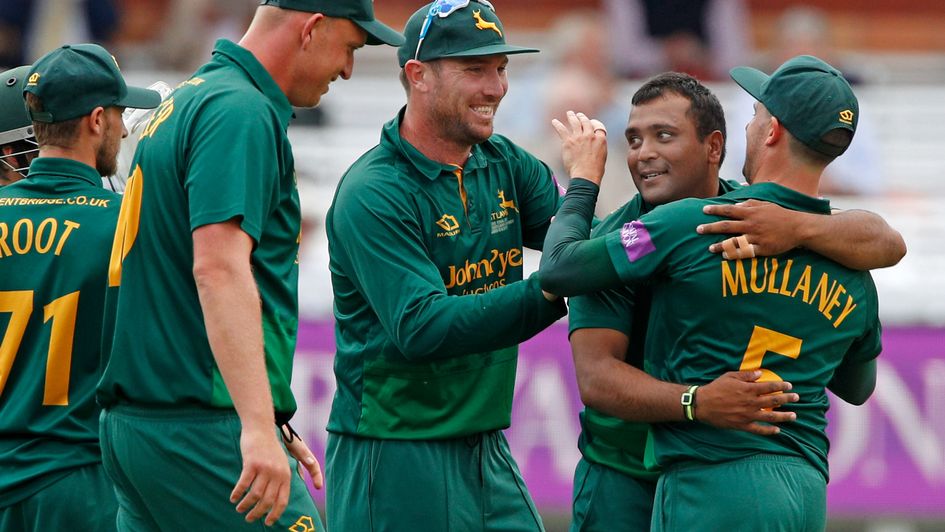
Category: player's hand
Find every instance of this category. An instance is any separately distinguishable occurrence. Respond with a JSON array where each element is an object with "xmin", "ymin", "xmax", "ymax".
[
  {"xmin": 695, "ymin": 370, "xmax": 799, "ymax": 436},
  {"xmin": 284, "ymin": 432, "xmax": 324, "ymax": 490},
  {"xmin": 551, "ymin": 110, "xmax": 608, "ymax": 185},
  {"xmin": 231, "ymin": 427, "xmax": 292, "ymax": 526},
  {"xmin": 698, "ymin": 200, "xmax": 813, "ymax": 259}
]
